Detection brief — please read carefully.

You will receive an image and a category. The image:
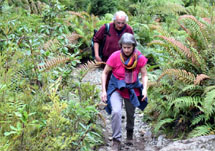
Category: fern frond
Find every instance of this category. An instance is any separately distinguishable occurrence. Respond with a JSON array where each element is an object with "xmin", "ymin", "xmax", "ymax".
[
  {"xmin": 157, "ymin": 35, "xmax": 199, "ymax": 65},
  {"xmin": 97, "ymin": 112, "xmax": 106, "ymax": 127},
  {"xmin": 202, "ymin": 18, "xmax": 214, "ymax": 24},
  {"xmin": 147, "ymin": 40, "xmax": 170, "ymax": 52},
  {"xmin": 42, "ymin": 32, "xmax": 81, "ymax": 52},
  {"xmin": 188, "ymin": 124, "xmax": 212, "ymax": 138},
  {"xmin": 68, "ymin": 11, "xmax": 84, "ymax": 19},
  {"xmin": 49, "ymin": 76, "xmax": 62, "ymax": 96},
  {"xmin": 165, "ymin": 95, "xmax": 176, "ymax": 102},
  {"xmin": 37, "ymin": 57, "xmax": 70, "ymax": 71},
  {"xmin": 148, "ymin": 40, "xmax": 175, "ymax": 57},
  {"xmin": 194, "ymin": 74, "xmax": 210, "ymax": 85},
  {"xmin": 76, "ymin": 60, "xmax": 106, "ymax": 79},
  {"xmin": 191, "ymin": 114, "xmax": 206, "ymax": 126},
  {"xmin": 189, "ymin": 47, "xmax": 207, "ymax": 73},
  {"xmin": 172, "ymin": 59, "xmax": 188, "ymax": 67},
  {"xmin": 43, "ymin": 39, "xmax": 61, "ymax": 52},
  {"xmin": 171, "ymin": 59, "xmax": 200, "ymax": 72},
  {"xmin": 148, "ymin": 81, "xmax": 159, "ymax": 88},
  {"xmin": 178, "ymin": 15, "xmax": 205, "ymax": 34},
  {"xmin": 66, "ymin": 32, "xmax": 81, "ymax": 44},
  {"xmin": 169, "ymin": 97, "xmax": 202, "ymax": 112},
  {"xmin": 154, "ymin": 118, "xmax": 174, "ymax": 133},
  {"xmin": 79, "ymin": 60, "xmax": 105, "ymax": 71},
  {"xmin": 148, "ymin": 40, "xmax": 165, "ymax": 46},
  {"xmin": 148, "ymin": 24, "xmax": 170, "ymax": 36},
  {"xmin": 186, "ymin": 37, "xmax": 196, "ymax": 48},
  {"xmin": 149, "ymin": 24, "xmax": 162, "ymax": 30},
  {"xmin": 204, "ymin": 86, "xmax": 215, "ymax": 94},
  {"xmin": 202, "ymin": 89, "xmax": 215, "ymax": 118},
  {"xmin": 178, "ymin": 15, "xmax": 209, "ymax": 49},
  {"xmin": 79, "ymin": 11, "xmax": 91, "ymax": 18},
  {"xmin": 158, "ymin": 69, "xmax": 195, "ymax": 84},
  {"xmin": 181, "ymin": 84, "xmax": 203, "ymax": 95}
]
